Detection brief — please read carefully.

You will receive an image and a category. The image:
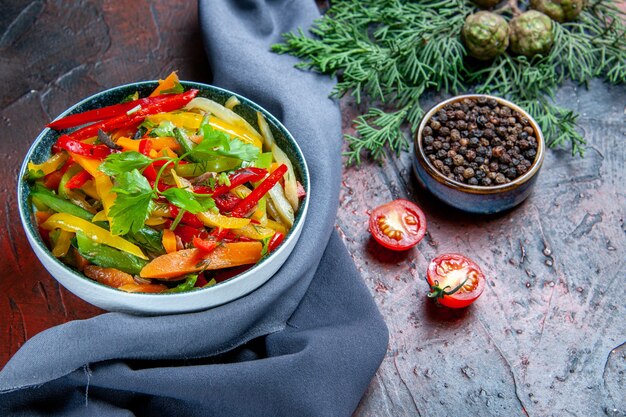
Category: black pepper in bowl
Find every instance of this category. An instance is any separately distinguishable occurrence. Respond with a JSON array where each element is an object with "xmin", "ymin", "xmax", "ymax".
[{"xmin": 421, "ymin": 97, "xmax": 538, "ymax": 186}]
